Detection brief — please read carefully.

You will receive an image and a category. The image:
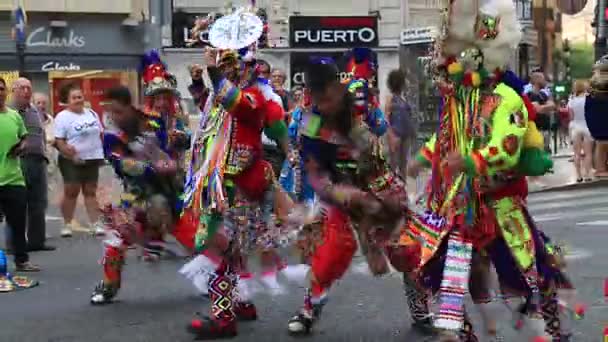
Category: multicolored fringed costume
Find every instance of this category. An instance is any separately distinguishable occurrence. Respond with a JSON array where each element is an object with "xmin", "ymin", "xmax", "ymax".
[
  {"xmin": 398, "ymin": 1, "xmax": 578, "ymax": 340},
  {"xmin": 284, "ymin": 53, "xmax": 433, "ymax": 335},
  {"xmin": 183, "ymin": 43, "xmax": 292, "ymax": 339},
  {"xmin": 90, "ymin": 51, "xmax": 192, "ymax": 305},
  {"xmin": 90, "ymin": 120, "xmax": 187, "ymax": 304},
  {"xmin": 140, "ymin": 50, "xmax": 192, "ymax": 180}
]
